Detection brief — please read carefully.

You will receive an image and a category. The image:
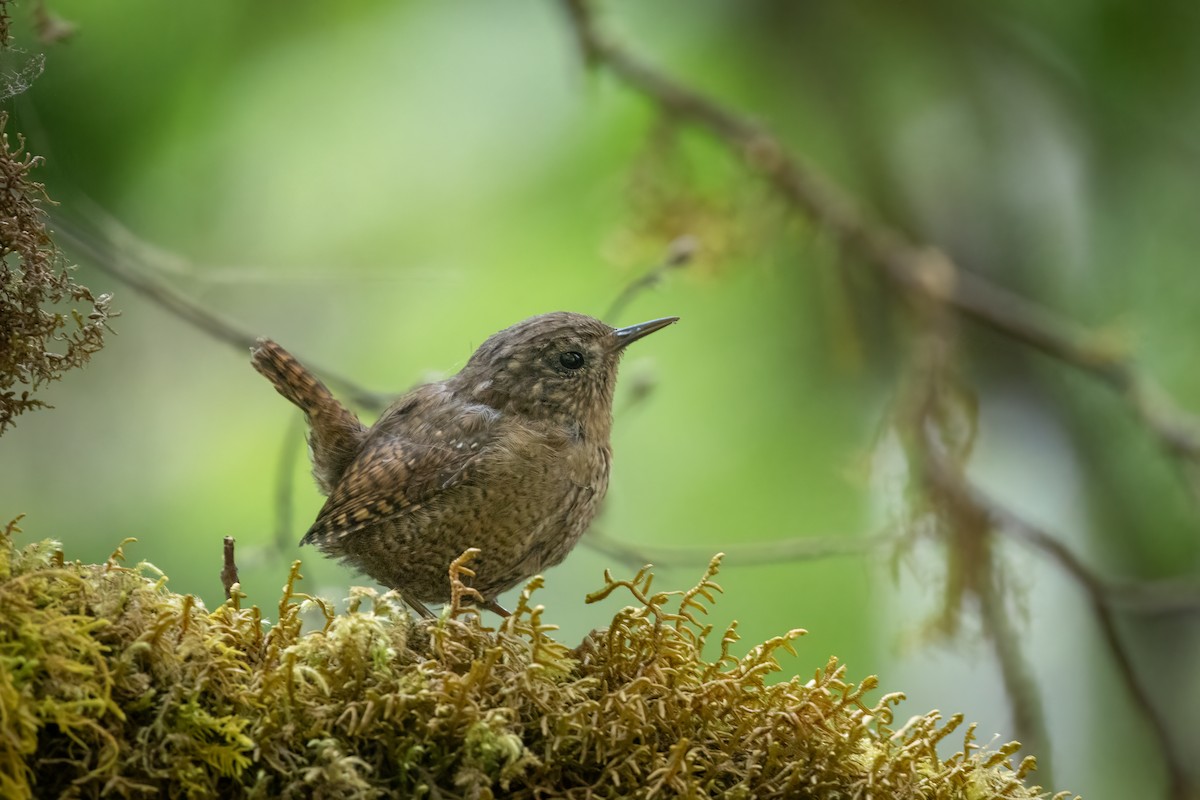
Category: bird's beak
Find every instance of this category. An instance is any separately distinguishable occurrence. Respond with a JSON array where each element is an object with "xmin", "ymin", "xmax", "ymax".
[{"xmin": 611, "ymin": 316, "xmax": 679, "ymax": 350}]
